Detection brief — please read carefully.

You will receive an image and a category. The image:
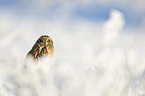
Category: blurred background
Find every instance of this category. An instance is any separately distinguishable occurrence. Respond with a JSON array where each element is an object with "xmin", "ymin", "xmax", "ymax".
[{"xmin": 0, "ymin": 0, "xmax": 145, "ymax": 96}]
